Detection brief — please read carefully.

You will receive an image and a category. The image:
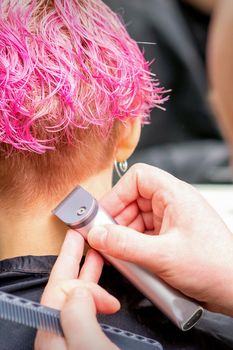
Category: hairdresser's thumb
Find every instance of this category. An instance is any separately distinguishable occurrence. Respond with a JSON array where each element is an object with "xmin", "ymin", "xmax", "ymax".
[
  {"xmin": 87, "ymin": 225, "xmax": 166, "ymax": 271},
  {"xmin": 61, "ymin": 287, "xmax": 118, "ymax": 350}
]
